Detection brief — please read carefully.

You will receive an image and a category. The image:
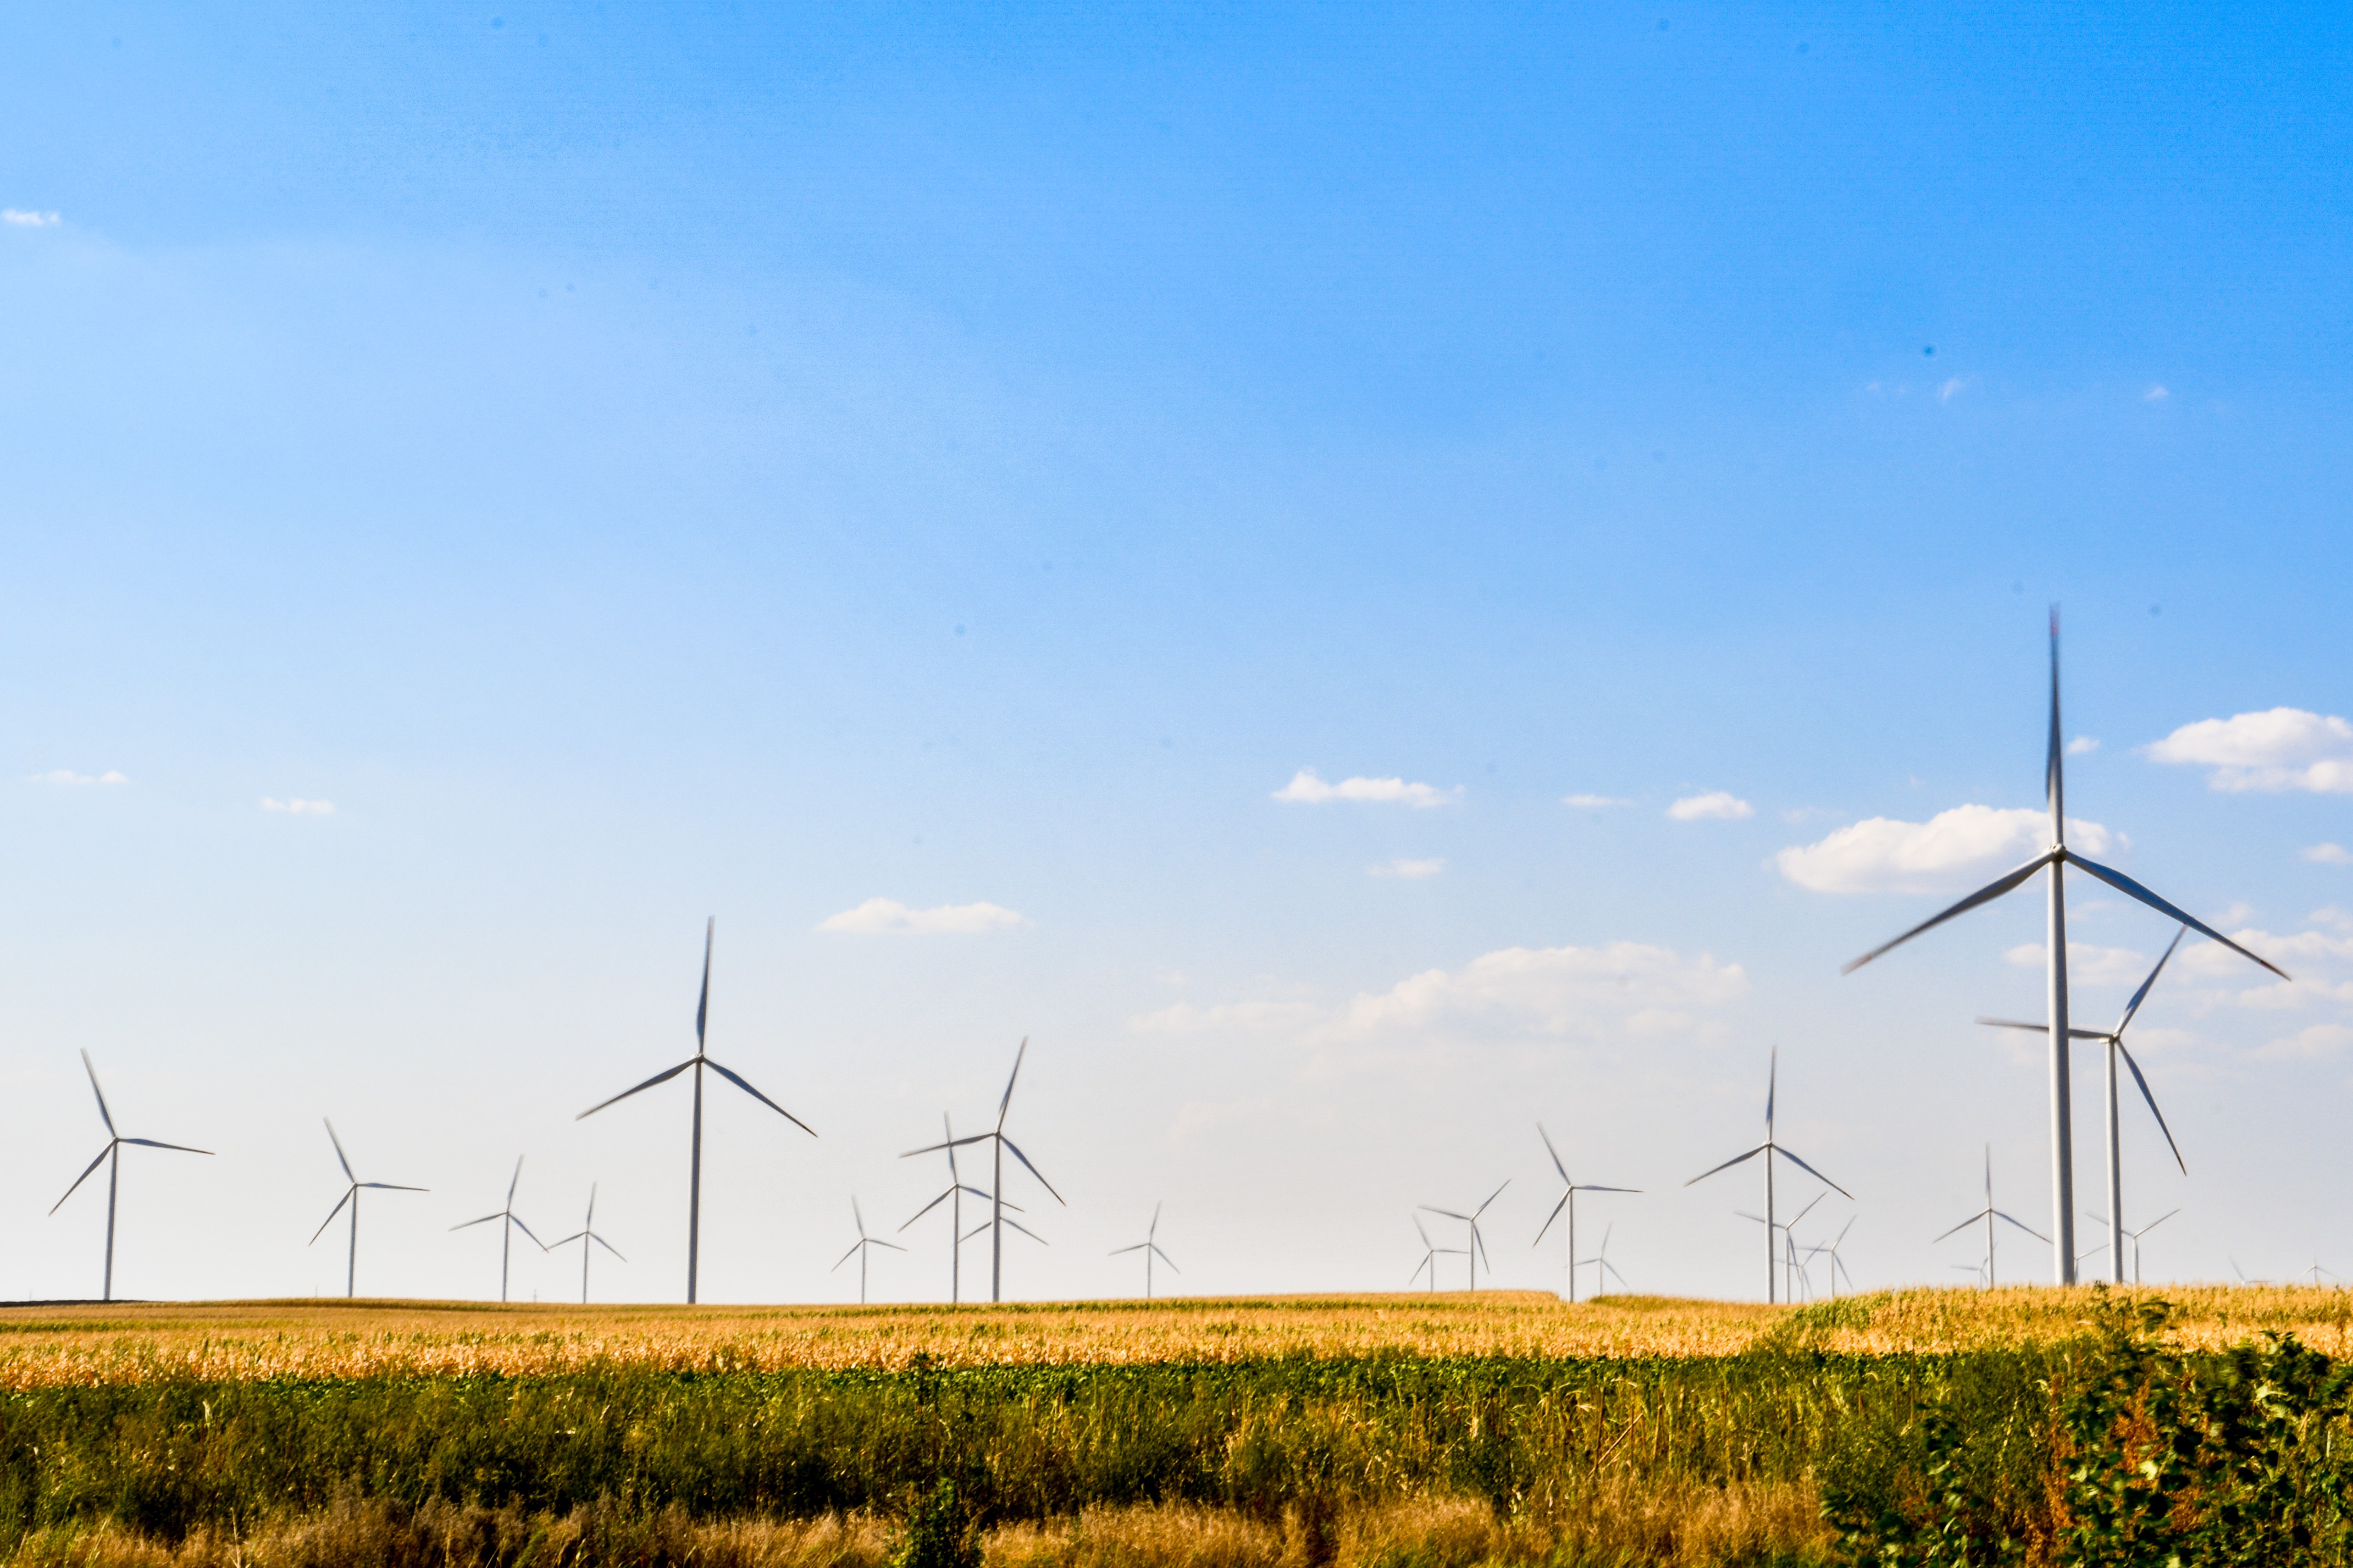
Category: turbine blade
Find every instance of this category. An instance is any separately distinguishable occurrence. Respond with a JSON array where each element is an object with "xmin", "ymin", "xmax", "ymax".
[
  {"xmin": 592, "ymin": 1234, "xmax": 627, "ymax": 1261},
  {"xmin": 1000, "ymin": 1214, "xmax": 1050, "ymax": 1245},
  {"xmin": 510, "ymin": 1215, "xmax": 550, "ymax": 1250},
  {"xmin": 999, "ymin": 1137, "xmax": 1065, "ymax": 1204},
  {"xmin": 1684, "ymin": 1144, "xmax": 1766, "ymax": 1186},
  {"xmin": 959, "ymin": 1221, "xmax": 990, "ymax": 1243},
  {"xmin": 1152, "ymin": 1246, "xmax": 1179, "ymax": 1272},
  {"xmin": 121, "ymin": 1138, "xmax": 213, "ymax": 1155},
  {"xmin": 1772, "ymin": 1145, "xmax": 1853, "ymax": 1199},
  {"xmin": 1932, "ymin": 1209, "xmax": 1991, "ymax": 1243},
  {"xmin": 551, "ymin": 1231, "xmax": 588, "ymax": 1247},
  {"xmin": 2114, "ymin": 925, "xmax": 2188, "ymax": 1037},
  {"xmin": 874, "ymin": 1239, "xmax": 906, "ymax": 1253},
  {"xmin": 324, "ymin": 1118, "xmax": 356, "ymax": 1182},
  {"xmin": 2141, "ymin": 1208, "xmax": 2181, "ymax": 1235},
  {"xmin": 1537, "ymin": 1123, "xmax": 1570, "ymax": 1184},
  {"xmin": 1974, "ymin": 1017, "xmax": 2107, "ymax": 1038},
  {"xmin": 1993, "ymin": 1210, "xmax": 2051, "ymax": 1243},
  {"xmin": 1475, "ymin": 1179, "xmax": 1510, "ymax": 1215},
  {"xmin": 900, "ymin": 1141, "xmax": 952, "ymax": 1159},
  {"xmin": 704, "ymin": 1058, "xmax": 817, "ymax": 1135},
  {"xmin": 697, "ymin": 916, "xmax": 714, "ymax": 1049},
  {"xmin": 576, "ymin": 1059, "xmax": 694, "ymax": 1120},
  {"xmin": 1766, "ymin": 1047, "xmax": 1777, "ymax": 1130},
  {"xmin": 358, "ymin": 1182, "xmax": 428, "ymax": 1192},
  {"xmin": 1533, "ymin": 1193, "xmax": 1568, "ymax": 1246},
  {"xmin": 1580, "ymin": 1184, "xmax": 1643, "ymax": 1193},
  {"xmin": 507, "ymin": 1155, "xmax": 522, "ymax": 1203},
  {"xmin": 50, "ymin": 1146, "xmax": 112, "ymax": 1215},
  {"xmin": 1841, "ymin": 851, "xmax": 2056, "ymax": 975},
  {"xmin": 998, "ymin": 1037, "xmax": 1028, "ymax": 1130},
  {"xmin": 81, "ymin": 1050, "xmax": 116, "ymax": 1136},
  {"xmin": 832, "ymin": 1242, "xmax": 862, "ymax": 1270},
  {"xmin": 449, "ymin": 1213, "xmax": 503, "ymax": 1231},
  {"xmin": 1109, "ymin": 1243, "xmax": 1147, "ymax": 1255},
  {"xmin": 900, "ymin": 1189, "xmax": 955, "ymax": 1229},
  {"xmin": 2062, "ymin": 851, "xmax": 2290, "ymax": 980},
  {"xmin": 309, "ymin": 1187, "xmax": 355, "ymax": 1244},
  {"xmin": 1414, "ymin": 1214, "xmax": 1432, "ymax": 1246},
  {"xmin": 2115, "ymin": 1040, "xmax": 2188, "ymax": 1175},
  {"xmin": 1421, "ymin": 1206, "xmax": 1474, "ymax": 1220}
]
